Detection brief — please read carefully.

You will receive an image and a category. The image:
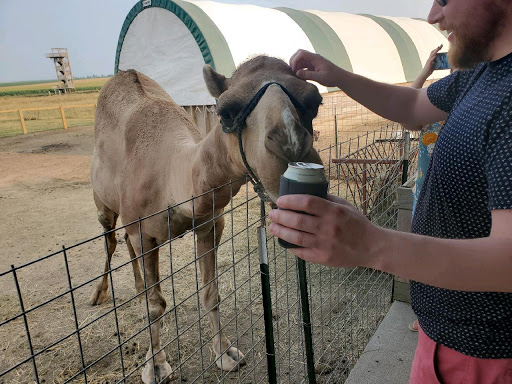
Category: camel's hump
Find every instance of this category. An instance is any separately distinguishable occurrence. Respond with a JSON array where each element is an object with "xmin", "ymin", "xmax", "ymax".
[{"xmin": 113, "ymin": 69, "xmax": 175, "ymax": 103}]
